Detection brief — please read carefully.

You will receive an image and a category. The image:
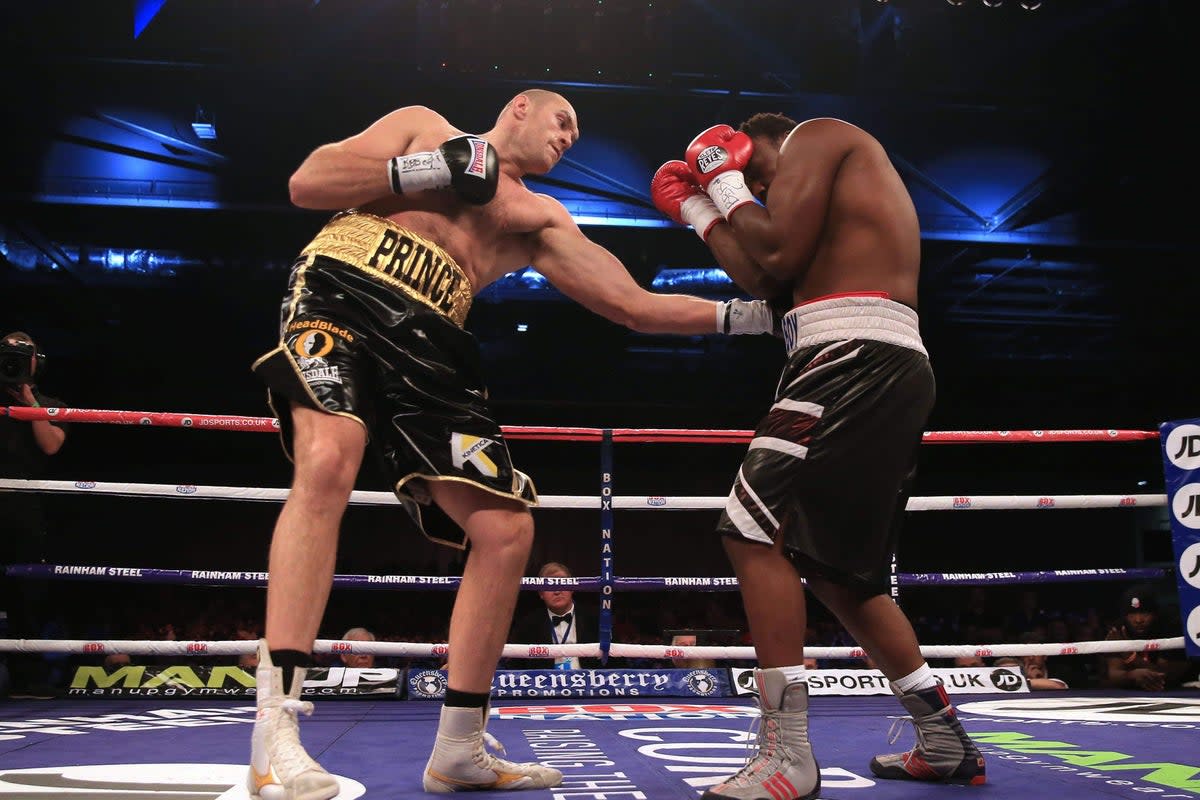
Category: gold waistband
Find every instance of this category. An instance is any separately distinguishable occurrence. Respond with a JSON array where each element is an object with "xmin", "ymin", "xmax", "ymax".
[{"xmin": 300, "ymin": 212, "xmax": 472, "ymax": 327}]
